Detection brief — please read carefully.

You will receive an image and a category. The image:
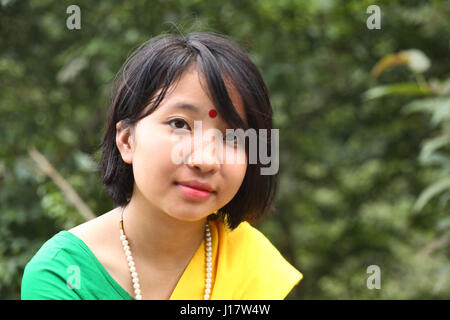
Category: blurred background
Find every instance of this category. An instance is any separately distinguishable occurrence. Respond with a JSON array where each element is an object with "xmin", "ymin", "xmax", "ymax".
[{"xmin": 1, "ymin": 0, "xmax": 449, "ymax": 299}]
